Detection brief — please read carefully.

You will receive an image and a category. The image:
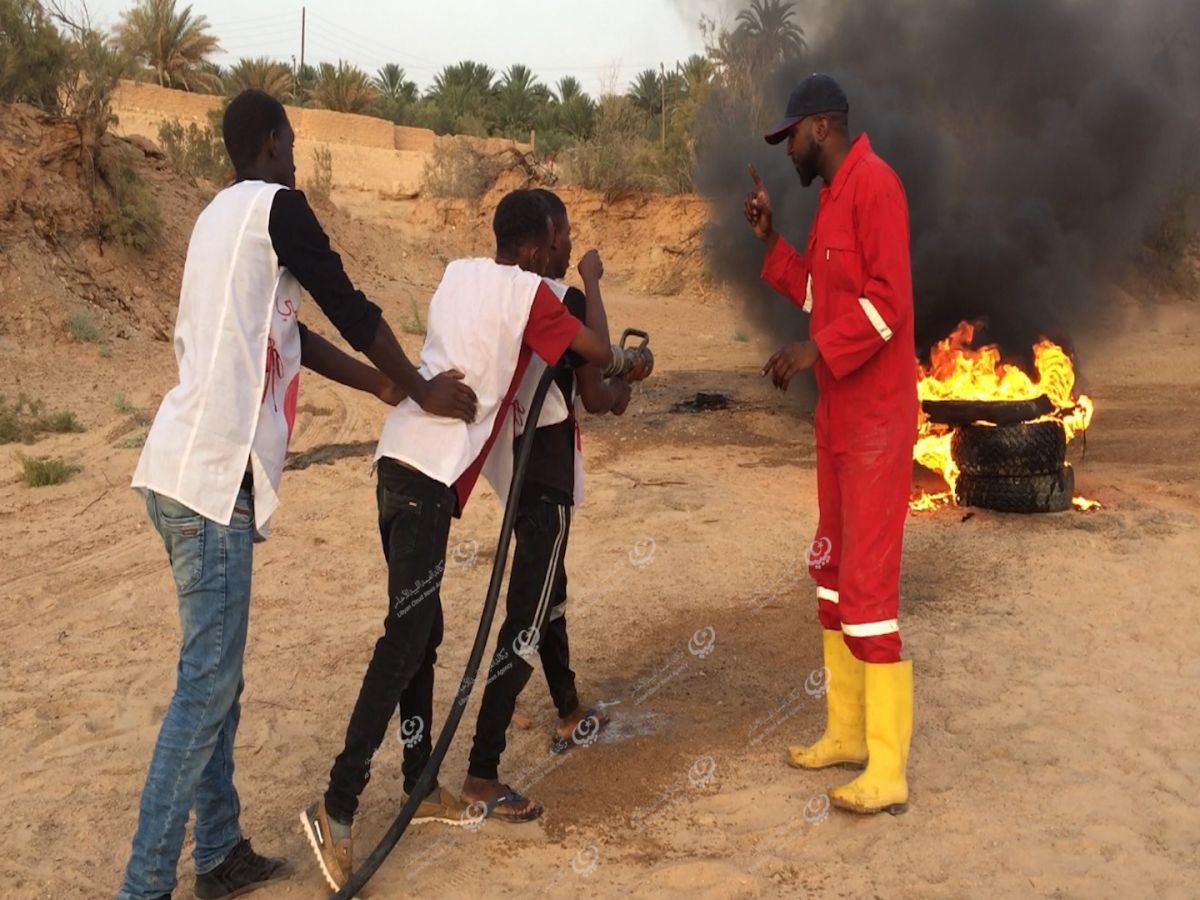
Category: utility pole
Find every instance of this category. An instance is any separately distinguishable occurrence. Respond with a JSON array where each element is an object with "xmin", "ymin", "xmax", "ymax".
[
  {"xmin": 660, "ymin": 62, "xmax": 666, "ymax": 149},
  {"xmin": 300, "ymin": 6, "xmax": 306, "ymax": 75}
]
